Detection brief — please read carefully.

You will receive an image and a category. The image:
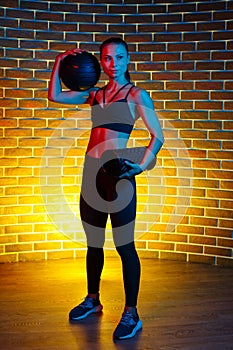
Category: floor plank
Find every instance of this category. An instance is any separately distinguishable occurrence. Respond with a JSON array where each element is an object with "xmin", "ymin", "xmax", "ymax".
[{"xmin": 0, "ymin": 257, "xmax": 233, "ymax": 350}]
